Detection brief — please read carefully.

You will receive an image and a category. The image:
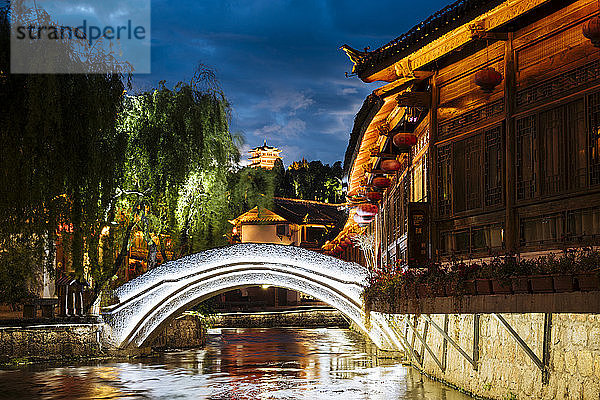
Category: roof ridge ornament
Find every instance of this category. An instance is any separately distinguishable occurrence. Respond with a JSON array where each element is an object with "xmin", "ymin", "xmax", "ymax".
[{"xmin": 340, "ymin": 44, "xmax": 369, "ymax": 68}]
